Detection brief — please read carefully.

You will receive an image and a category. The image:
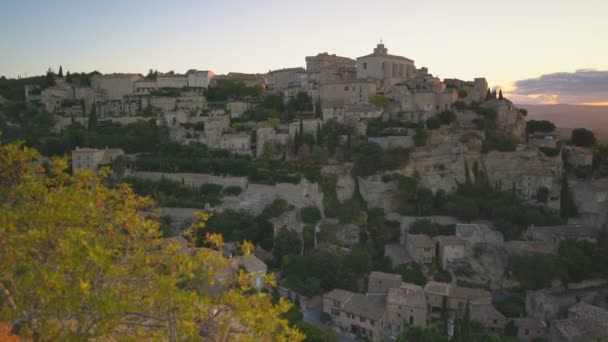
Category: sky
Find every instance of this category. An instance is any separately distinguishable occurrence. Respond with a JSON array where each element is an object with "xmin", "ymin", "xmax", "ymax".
[{"xmin": 1, "ymin": 0, "xmax": 607, "ymax": 105}]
